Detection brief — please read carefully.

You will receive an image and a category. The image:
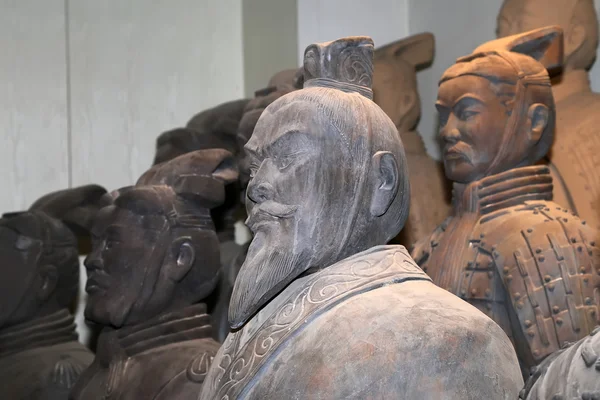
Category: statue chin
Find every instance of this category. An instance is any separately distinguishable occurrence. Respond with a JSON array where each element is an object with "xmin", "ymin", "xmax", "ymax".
[{"xmin": 228, "ymin": 230, "xmax": 307, "ymax": 329}]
